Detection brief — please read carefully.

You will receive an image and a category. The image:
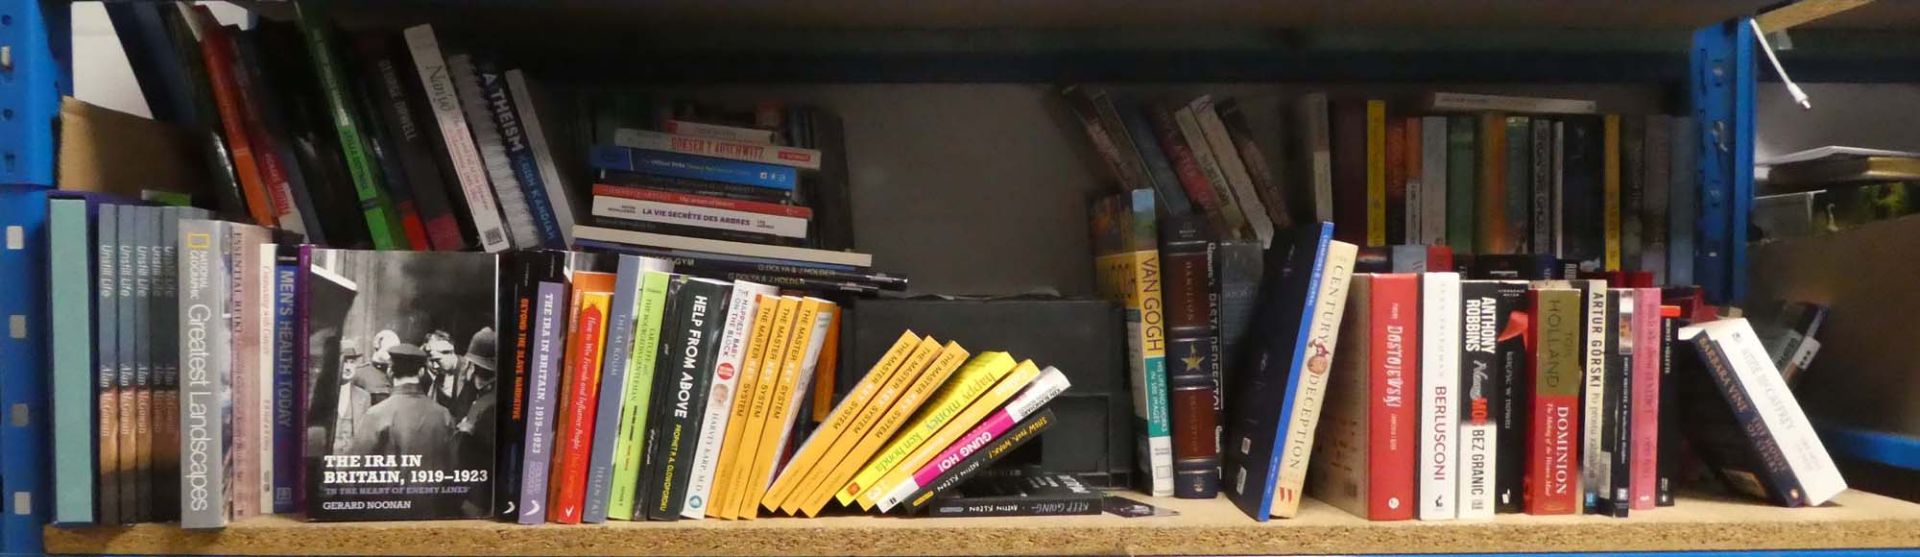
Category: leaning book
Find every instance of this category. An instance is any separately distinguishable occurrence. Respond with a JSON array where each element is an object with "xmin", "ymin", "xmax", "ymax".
[{"xmin": 302, "ymin": 249, "xmax": 501, "ymax": 520}]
